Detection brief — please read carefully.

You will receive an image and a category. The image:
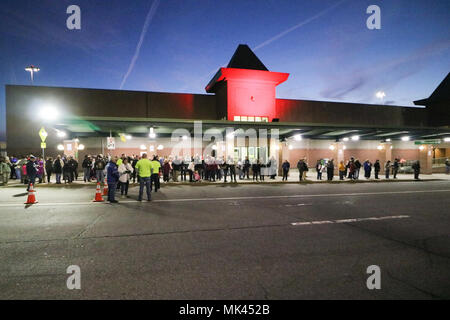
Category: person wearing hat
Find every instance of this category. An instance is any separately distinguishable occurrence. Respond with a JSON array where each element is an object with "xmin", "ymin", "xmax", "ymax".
[{"xmin": 26, "ymin": 155, "xmax": 38, "ymax": 191}]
